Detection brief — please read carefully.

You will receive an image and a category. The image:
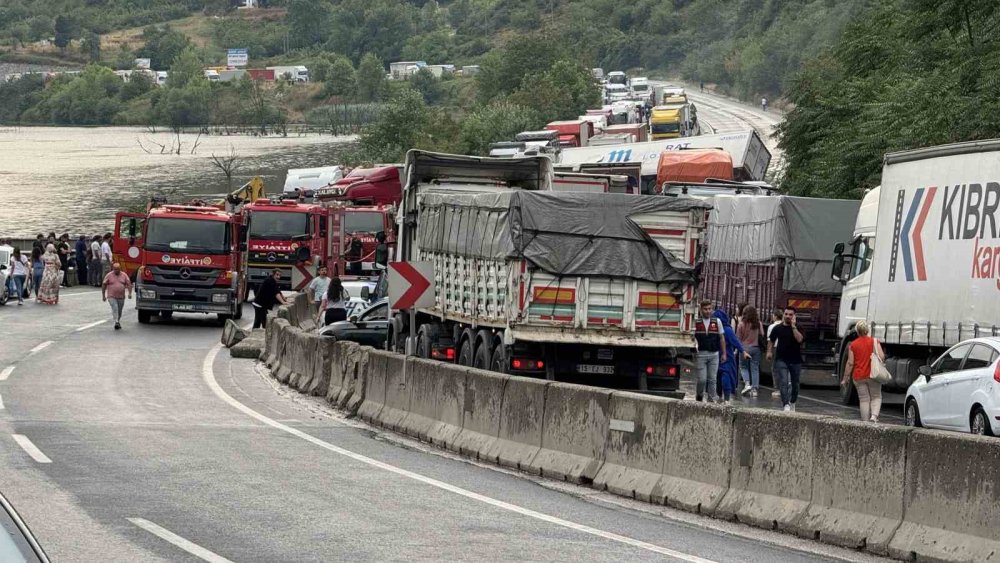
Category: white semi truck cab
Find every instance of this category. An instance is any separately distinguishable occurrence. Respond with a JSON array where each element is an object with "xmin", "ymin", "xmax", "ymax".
[{"xmin": 832, "ymin": 139, "xmax": 1000, "ymax": 403}]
